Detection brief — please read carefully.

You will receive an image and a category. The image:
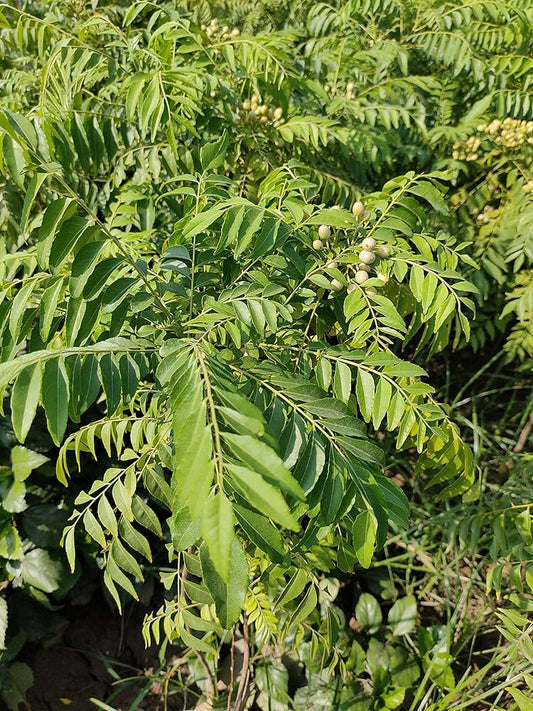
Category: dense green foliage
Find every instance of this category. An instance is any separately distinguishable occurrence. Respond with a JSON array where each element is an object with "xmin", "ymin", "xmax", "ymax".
[{"xmin": 0, "ymin": 0, "xmax": 532, "ymax": 709}]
